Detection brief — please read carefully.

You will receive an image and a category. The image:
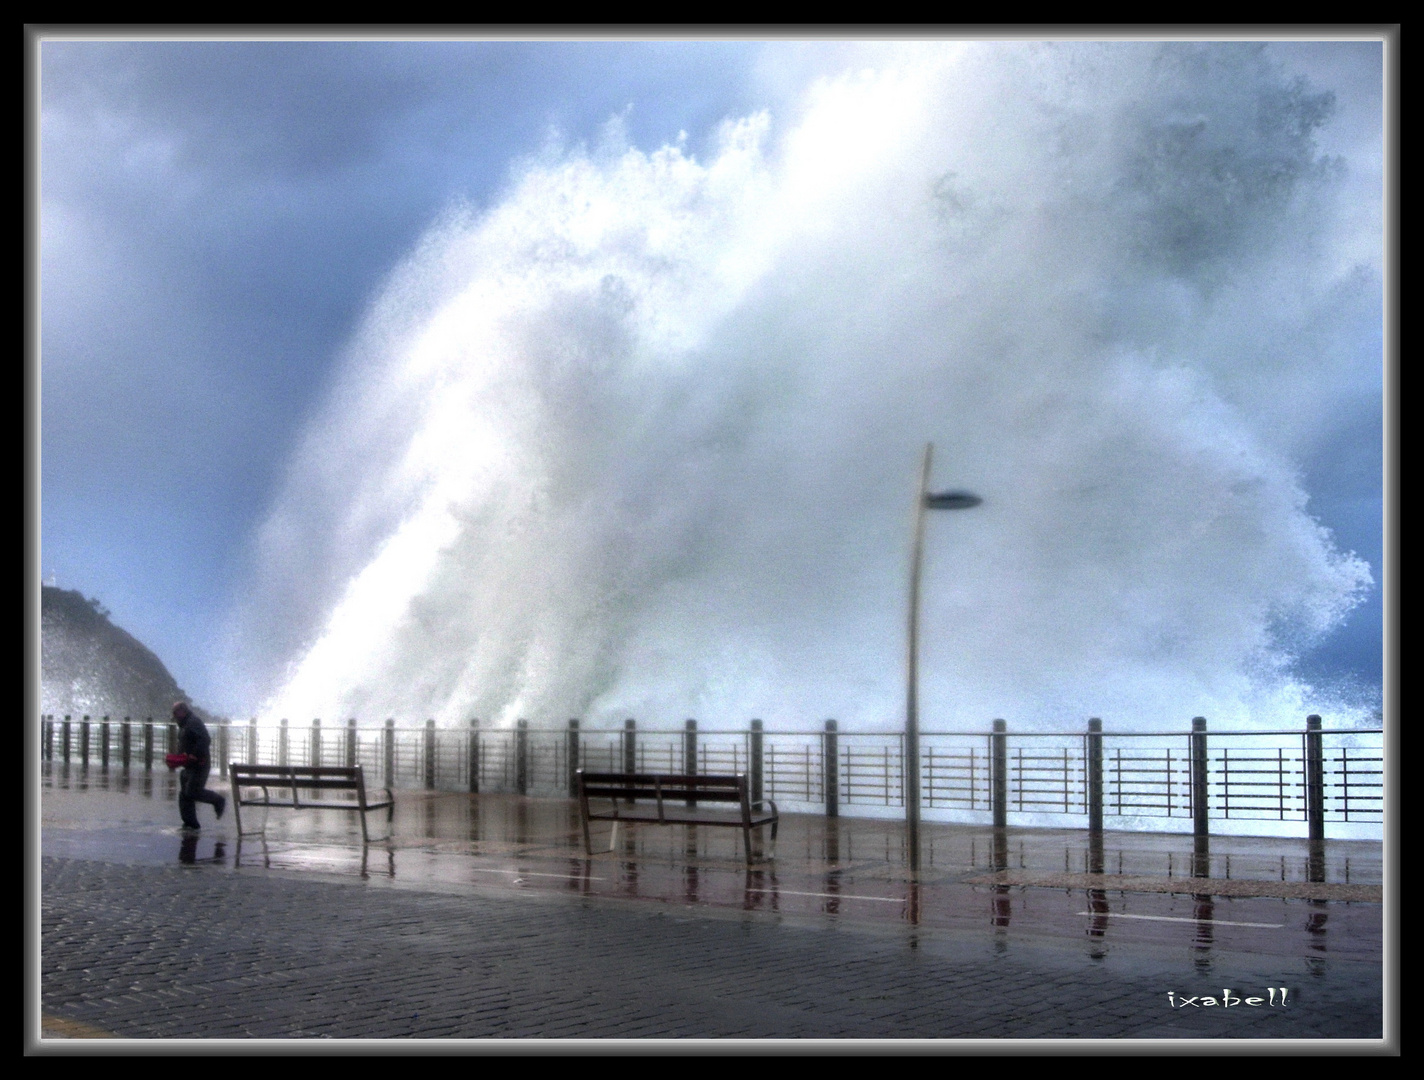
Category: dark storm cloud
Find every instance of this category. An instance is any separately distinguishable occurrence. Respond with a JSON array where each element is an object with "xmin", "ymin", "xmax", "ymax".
[
  {"xmin": 39, "ymin": 39, "xmax": 764, "ymax": 707},
  {"xmin": 42, "ymin": 41, "xmax": 768, "ymax": 486},
  {"xmin": 45, "ymin": 41, "xmax": 524, "ymax": 181}
]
